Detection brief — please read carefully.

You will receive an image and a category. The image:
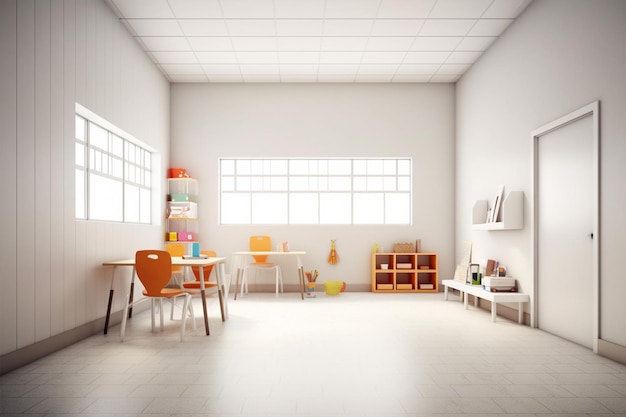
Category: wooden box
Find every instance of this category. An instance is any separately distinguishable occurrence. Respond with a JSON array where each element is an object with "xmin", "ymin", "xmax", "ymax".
[{"xmin": 394, "ymin": 242, "xmax": 415, "ymax": 253}]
